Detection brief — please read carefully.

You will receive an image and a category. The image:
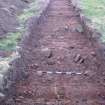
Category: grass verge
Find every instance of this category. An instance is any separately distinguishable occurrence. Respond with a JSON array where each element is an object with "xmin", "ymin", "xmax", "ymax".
[
  {"xmin": 0, "ymin": 0, "xmax": 48, "ymax": 52},
  {"xmin": 80, "ymin": 0, "xmax": 105, "ymax": 42},
  {"xmin": 0, "ymin": 32, "xmax": 21, "ymax": 51}
]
